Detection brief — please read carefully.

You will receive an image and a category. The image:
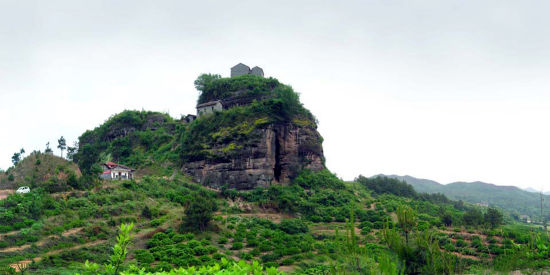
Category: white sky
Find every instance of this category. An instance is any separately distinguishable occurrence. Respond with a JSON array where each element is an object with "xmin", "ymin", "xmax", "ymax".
[{"xmin": 1, "ymin": 0, "xmax": 549, "ymax": 190}]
